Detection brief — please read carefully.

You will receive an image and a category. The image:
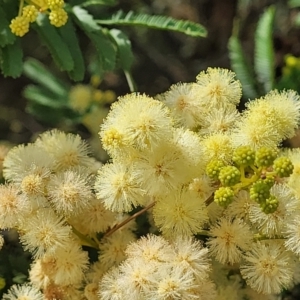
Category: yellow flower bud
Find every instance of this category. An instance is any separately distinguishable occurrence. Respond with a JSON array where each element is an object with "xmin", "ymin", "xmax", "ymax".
[{"xmin": 10, "ymin": 16, "xmax": 30, "ymax": 37}]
